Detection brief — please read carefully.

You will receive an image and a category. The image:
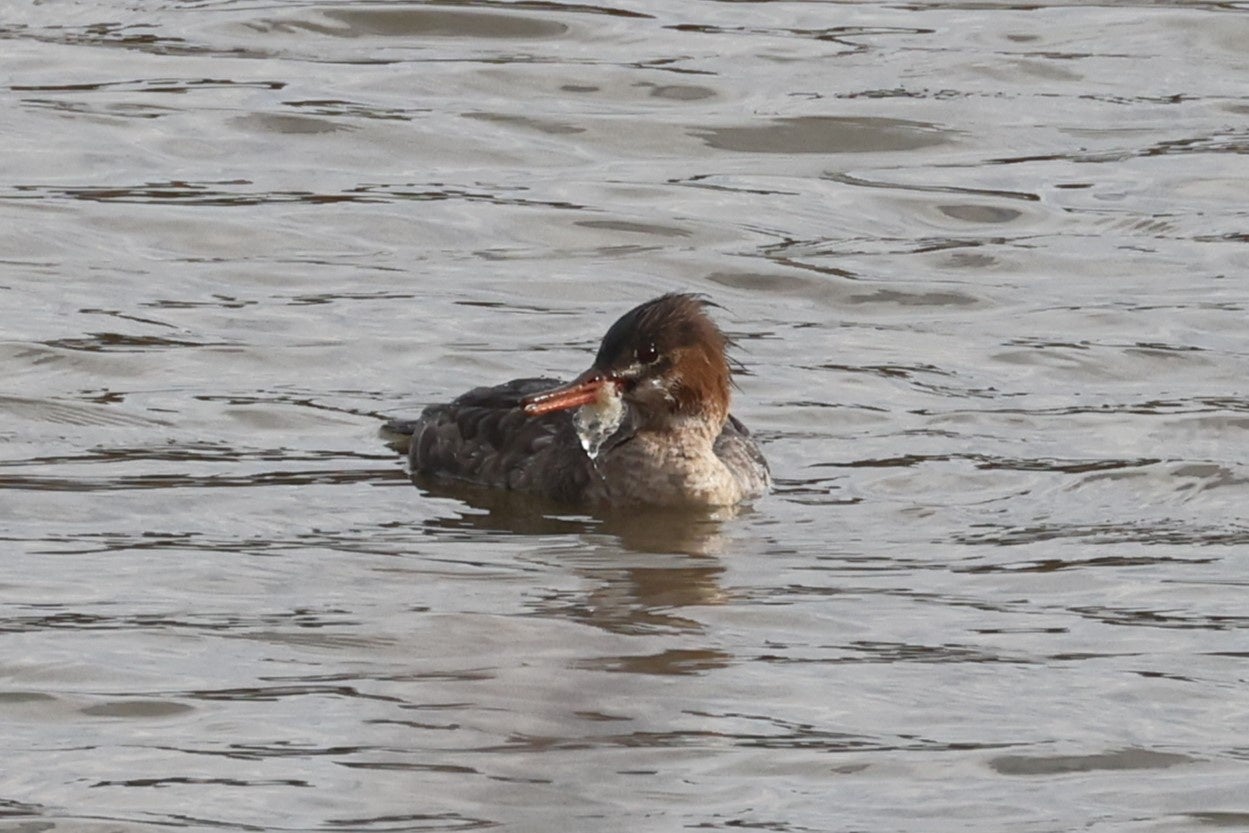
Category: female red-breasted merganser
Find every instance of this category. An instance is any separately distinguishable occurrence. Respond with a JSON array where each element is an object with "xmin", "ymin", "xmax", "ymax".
[{"xmin": 386, "ymin": 293, "xmax": 770, "ymax": 507}]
